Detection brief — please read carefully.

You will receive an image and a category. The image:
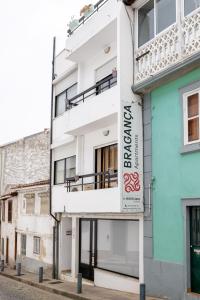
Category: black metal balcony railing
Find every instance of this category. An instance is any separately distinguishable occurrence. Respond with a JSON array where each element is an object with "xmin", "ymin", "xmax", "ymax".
[
  {"xmin": 65, "ymin": 170, "xmax": 118, "ymax": 192},
  {"xmin": 67, "ymin": 0, "xmax": 110, "ymax": 36},
  {"xmin": 66, "ymin": 75, "xmax": 117, "ymax": 110}
]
